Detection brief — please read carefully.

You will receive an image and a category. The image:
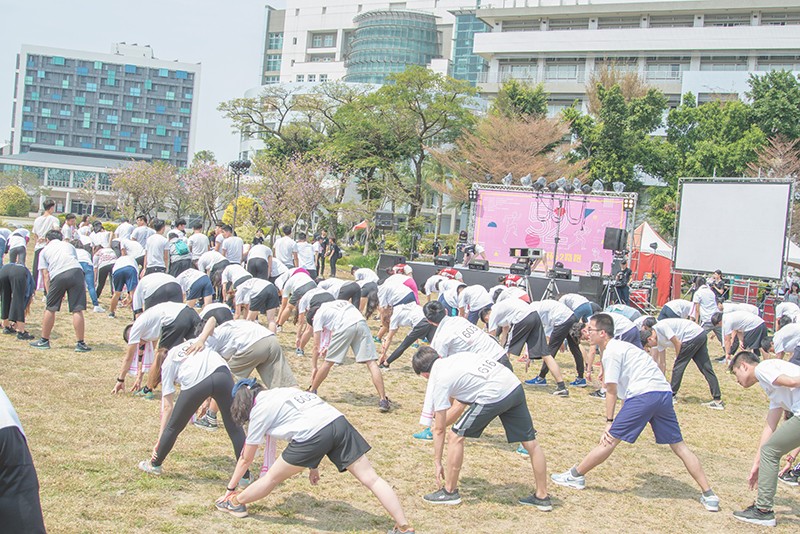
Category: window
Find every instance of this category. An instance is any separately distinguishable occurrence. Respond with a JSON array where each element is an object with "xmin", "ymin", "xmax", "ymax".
[
  {"xmin": 125, "ymin": 64, "xmax": 137, "ymax": 74},
  {"xmin": 756, "ymin": 55, "xmax": 800, "ymax": 71},
  {"xmin": 308, "ymin": 53, "xmax": 335, "ymax": 62},
  {"xmin": 308, "ymin": 74, "xmax": 316, "ymax": 82},
  {"xmin": 319, "ymin": 74, "xmax": 328, "ymax": 82},
  {"xmin": 498, "ymin": 59, "xmax": 538, "ymax": 82},
  {"xmin": 265, "ymin": 54, "xmax": 282, "ymax": 71},
  {"xmin": 310, "ymin": 32, "xmax": 337, "ymax": 48},
  {"xmin": 548, "ymin": 18, "xmax": 590, "ymax": 30},
  {"xmin": 502, "ymin": 19, "xmax": 540, "ymax": 32},
  {"xmin": 268, "ymin": 32, "xmax": 284, "ymax": 50},
  {"xmin": 648, "ymin": 15, "xmax": 694, "ymax": 28},
  {"xmin": 761, "ymin": 12, "xmax": 800, "ymax": 25},
  {"xmin": 645, "ymin": 57, "xmax": 690, "ymax": 80},
  {"xmin": 544, "ymin": 58, "xmax": 585, "ymax": 81},
  {"xmin": 263, "ymin": 75, "xmax": 280, "ymax": 84},
  {"xmin": 47, "ymin": 168, "xmax": 70, "ymax": 187},
  {"xmin": 699, "ymin": 55, "xmax": 748, "ymax": 71},
  {"xmin": 703, "ymin": 14, "xmax": 749, "ymax": 27},
  {"xmin": 597, "ymin": 17, "xmax": 641, "ymax": 29},
  {"xmin": 296, "ymin": 74, "xmax": 305, "ymax": 82},
  {"xmin": 322, "ymin": 7, "xmax": 326, "ymax": 14},
  {"xmin": 51, "ymin": 56, "xmax": 65, "ymax": 65}
]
